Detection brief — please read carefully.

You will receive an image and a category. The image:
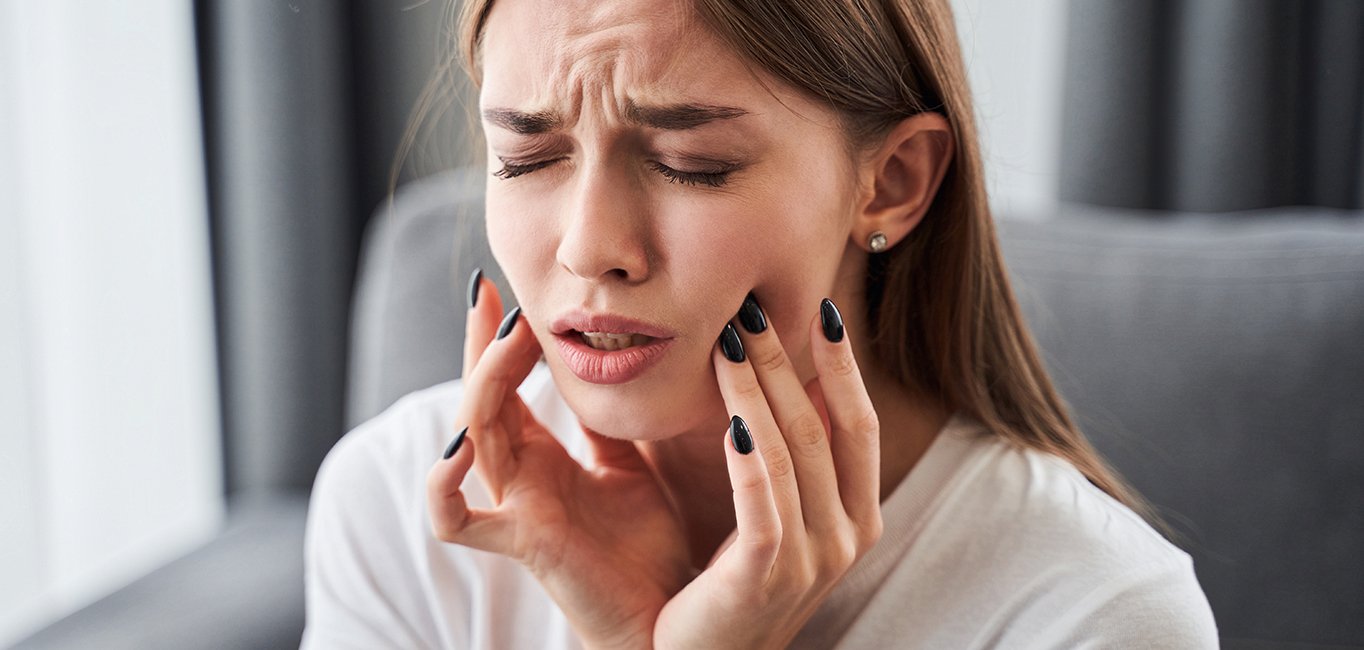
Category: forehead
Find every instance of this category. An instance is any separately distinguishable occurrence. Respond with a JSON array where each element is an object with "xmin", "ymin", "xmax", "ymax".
[{"xmin": 478, "ymin": 0, "xmax": 773, "ymax": 120}]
